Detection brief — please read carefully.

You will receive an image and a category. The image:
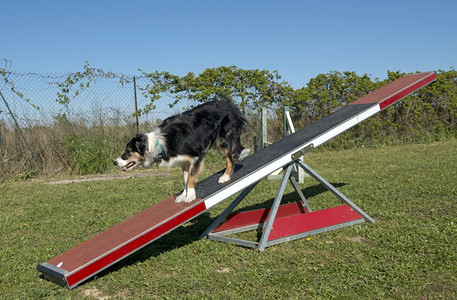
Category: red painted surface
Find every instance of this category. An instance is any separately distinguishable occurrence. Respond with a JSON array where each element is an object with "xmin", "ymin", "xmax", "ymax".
[
  {"xmin": 213, "ymin": 202, "xmax": 308, "ymax": 233},
  {"xmin": 43, "ymin": 196, "xmax": 205, "ymax": 287},
  {"xmin": 267, "ymin": 205, "xmax": 362, "ymax": 241},
  {"xmin": 378, "ymin": 73, "xmax": 436, "ymax": 110},
  {"xmin": 65, "ymin": 200, "xmax": 206, "ymax": 287},
  {"xmin": 349, "ymin": 72, "xmax": 436, "ymax": 109}
]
